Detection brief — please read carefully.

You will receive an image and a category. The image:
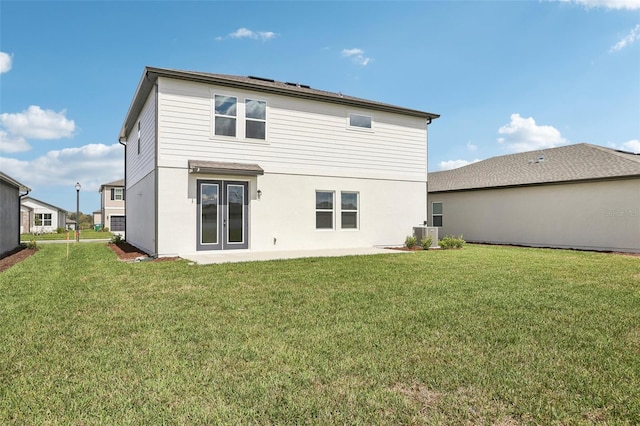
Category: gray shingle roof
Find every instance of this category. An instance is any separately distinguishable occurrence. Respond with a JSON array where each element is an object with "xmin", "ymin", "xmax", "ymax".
[
  {"xmin": 428, "ymin": 143, "xmax": 640, "ymax": 193},
  {"xmin": 99, "ymin": 179, "xmax": 124, "ymax": 192}
]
